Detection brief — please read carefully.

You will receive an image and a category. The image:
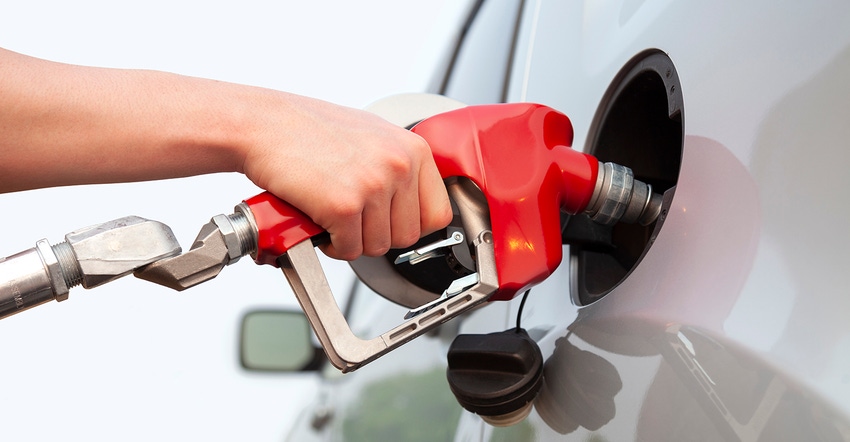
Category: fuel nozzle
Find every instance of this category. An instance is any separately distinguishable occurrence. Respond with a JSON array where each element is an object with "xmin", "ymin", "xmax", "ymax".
[{"xmin": 584, "ymin": 161, "xmax": 662, "ymax": 226}]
